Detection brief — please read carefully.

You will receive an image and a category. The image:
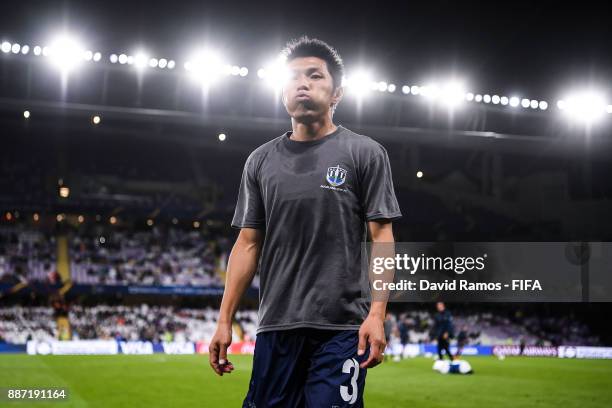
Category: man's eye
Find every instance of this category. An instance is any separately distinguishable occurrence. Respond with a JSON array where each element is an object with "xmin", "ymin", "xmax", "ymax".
[{"xmin": 311, "ymin": 74, "xmax": 323, "ymax": 79}]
